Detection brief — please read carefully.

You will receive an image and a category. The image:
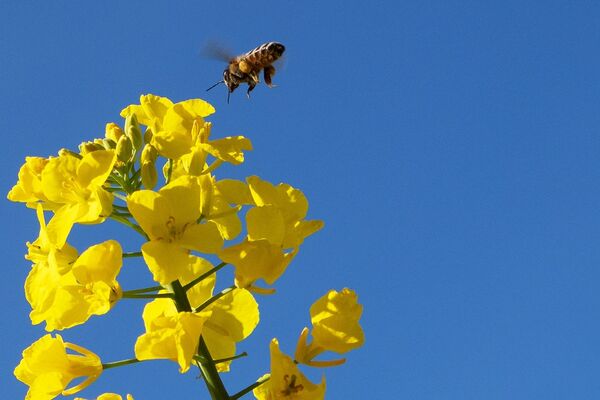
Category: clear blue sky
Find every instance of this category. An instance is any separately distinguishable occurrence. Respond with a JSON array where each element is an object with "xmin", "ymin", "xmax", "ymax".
[{"xmin": 2, "ymin": 1, "xmax": 600, "ymax": 399}]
